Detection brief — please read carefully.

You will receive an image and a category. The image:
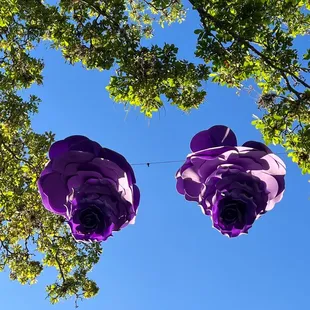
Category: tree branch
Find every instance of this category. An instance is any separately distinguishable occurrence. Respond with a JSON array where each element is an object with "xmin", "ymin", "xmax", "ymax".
[
  {"xmin": 189, "ymin": 0, "xmax": 310, "ymax": 90},
  {"xmin": 79, "ymin": 0, "xmax": 135, "ymax": 48},
  {"xmin": 143, "ymin": 0, "xmax": 179, "ymax": 11},
  {"xmin": 55, "ymin": 249, "xmax": 66, "ymax": 284}
]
